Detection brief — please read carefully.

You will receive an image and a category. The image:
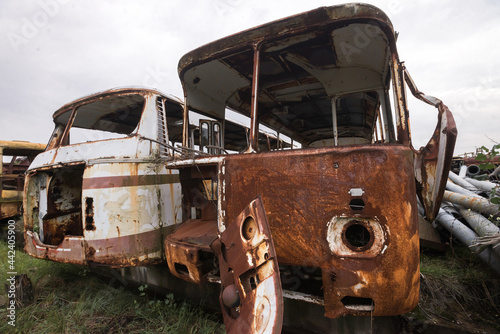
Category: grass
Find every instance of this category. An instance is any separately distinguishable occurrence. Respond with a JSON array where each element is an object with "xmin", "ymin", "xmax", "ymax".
[
  {"xmin": 0, "ymin": 241, "xmax": 224, "ymax": 334},
  {"xmin": 2, "ymin": 239, "xmax": 499, "ymax": 333},
  {"xmin": 420, "ymin": 243, "xmax": 497, "ymax": 281},
  {"xmin": 413, "ymin": 244, "xmax": 500, "ymax": 332}
]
